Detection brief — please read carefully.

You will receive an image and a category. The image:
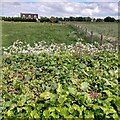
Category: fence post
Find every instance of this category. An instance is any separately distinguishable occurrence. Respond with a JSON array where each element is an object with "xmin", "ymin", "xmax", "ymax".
[
  {"xmin": 100, "ymin": 34, "xmax": 103, "ymax": 45},
  {"xmin": 91, "ymin": 31, "xmax": 93, "ymax": 44}
]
